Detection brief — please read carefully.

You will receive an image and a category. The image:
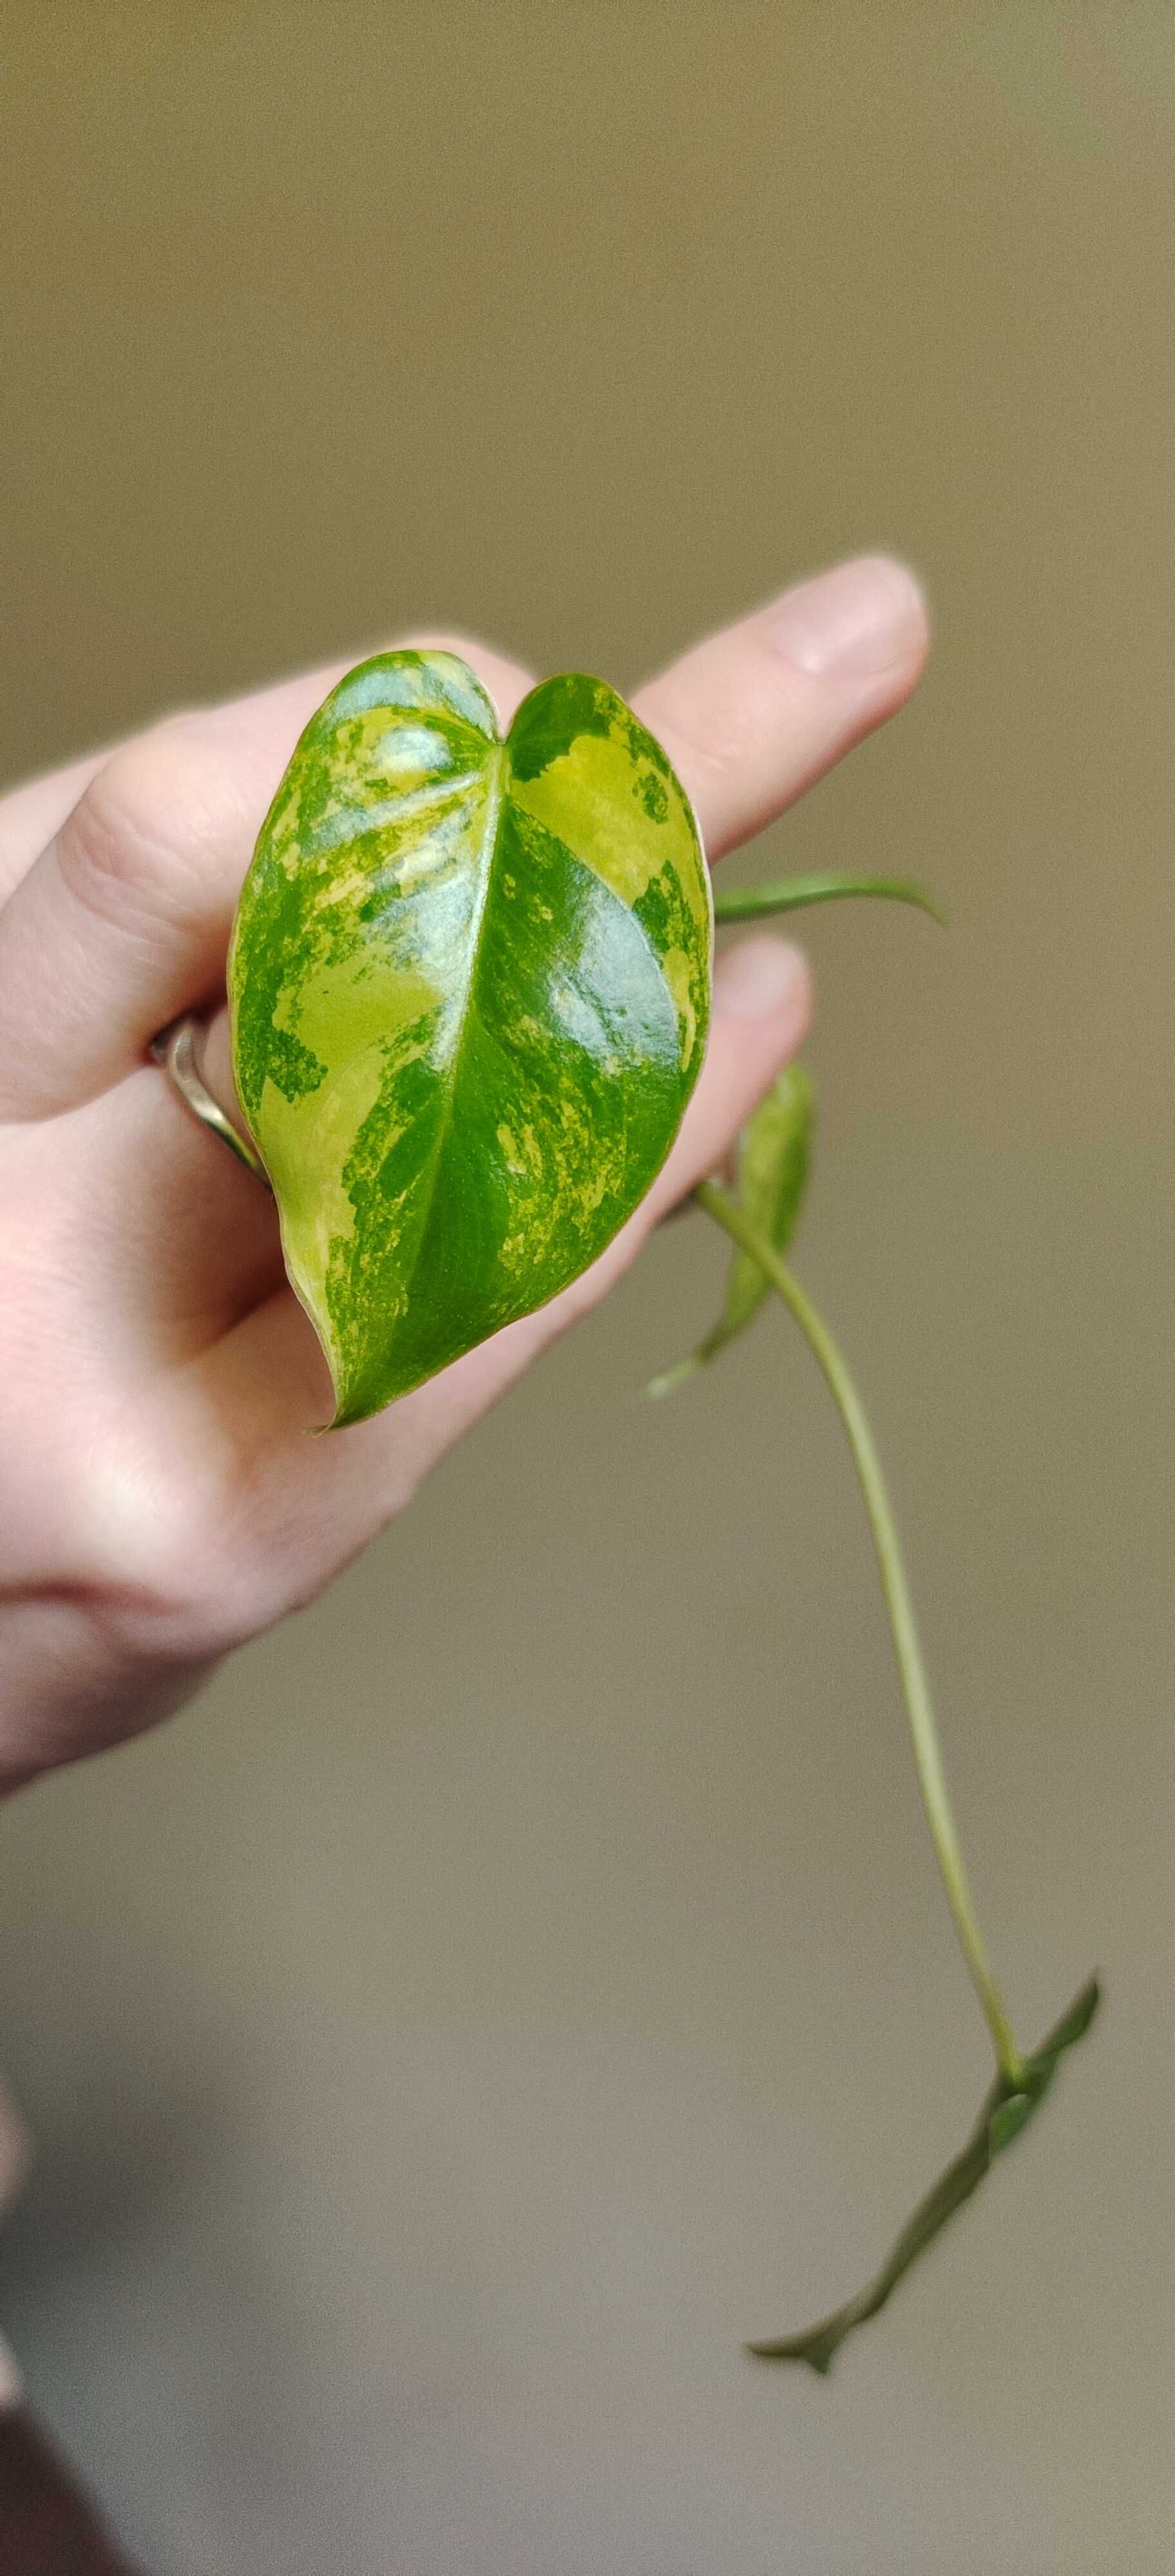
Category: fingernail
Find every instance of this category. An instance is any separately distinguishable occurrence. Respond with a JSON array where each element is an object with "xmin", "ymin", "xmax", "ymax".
[
  {"xmin": 767, "ymin": 555, "xmax": 928, "ymax": 679},
  {"xmin": 715, "ymin": 935, "xmax": 805, "ymax": 1020}
]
